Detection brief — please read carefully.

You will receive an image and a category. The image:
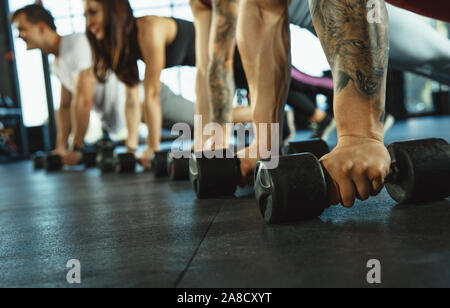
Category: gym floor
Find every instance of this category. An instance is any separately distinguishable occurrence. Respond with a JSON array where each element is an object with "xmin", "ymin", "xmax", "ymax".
[{"xmin": 1, "ymin": 116, "xmax": 449, "ymax": 288}]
